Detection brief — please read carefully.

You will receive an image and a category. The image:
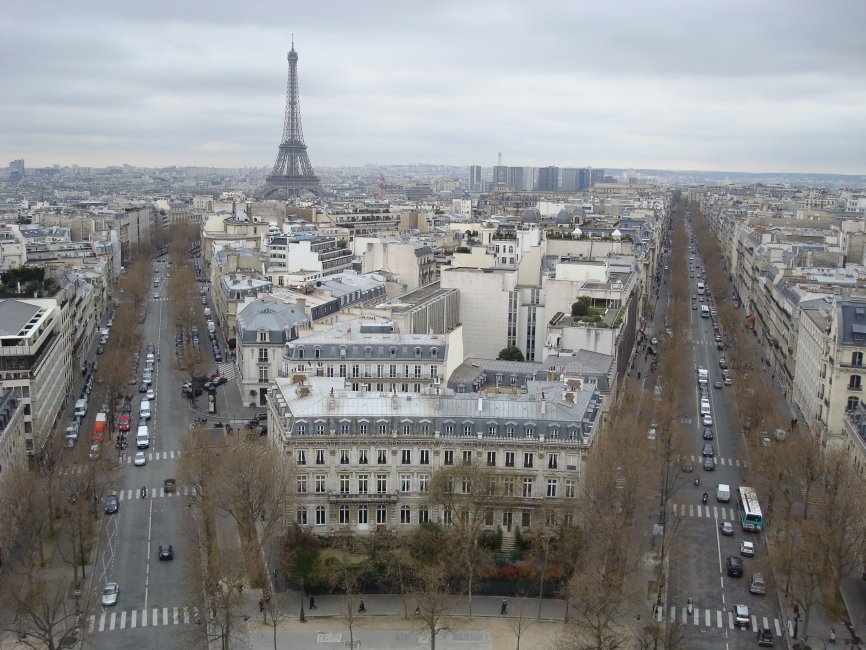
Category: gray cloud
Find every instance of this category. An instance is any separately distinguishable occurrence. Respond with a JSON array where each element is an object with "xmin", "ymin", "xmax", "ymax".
[{"xmin": 1, "ymin": 0, "xmax": 864, "ymax": 173}]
